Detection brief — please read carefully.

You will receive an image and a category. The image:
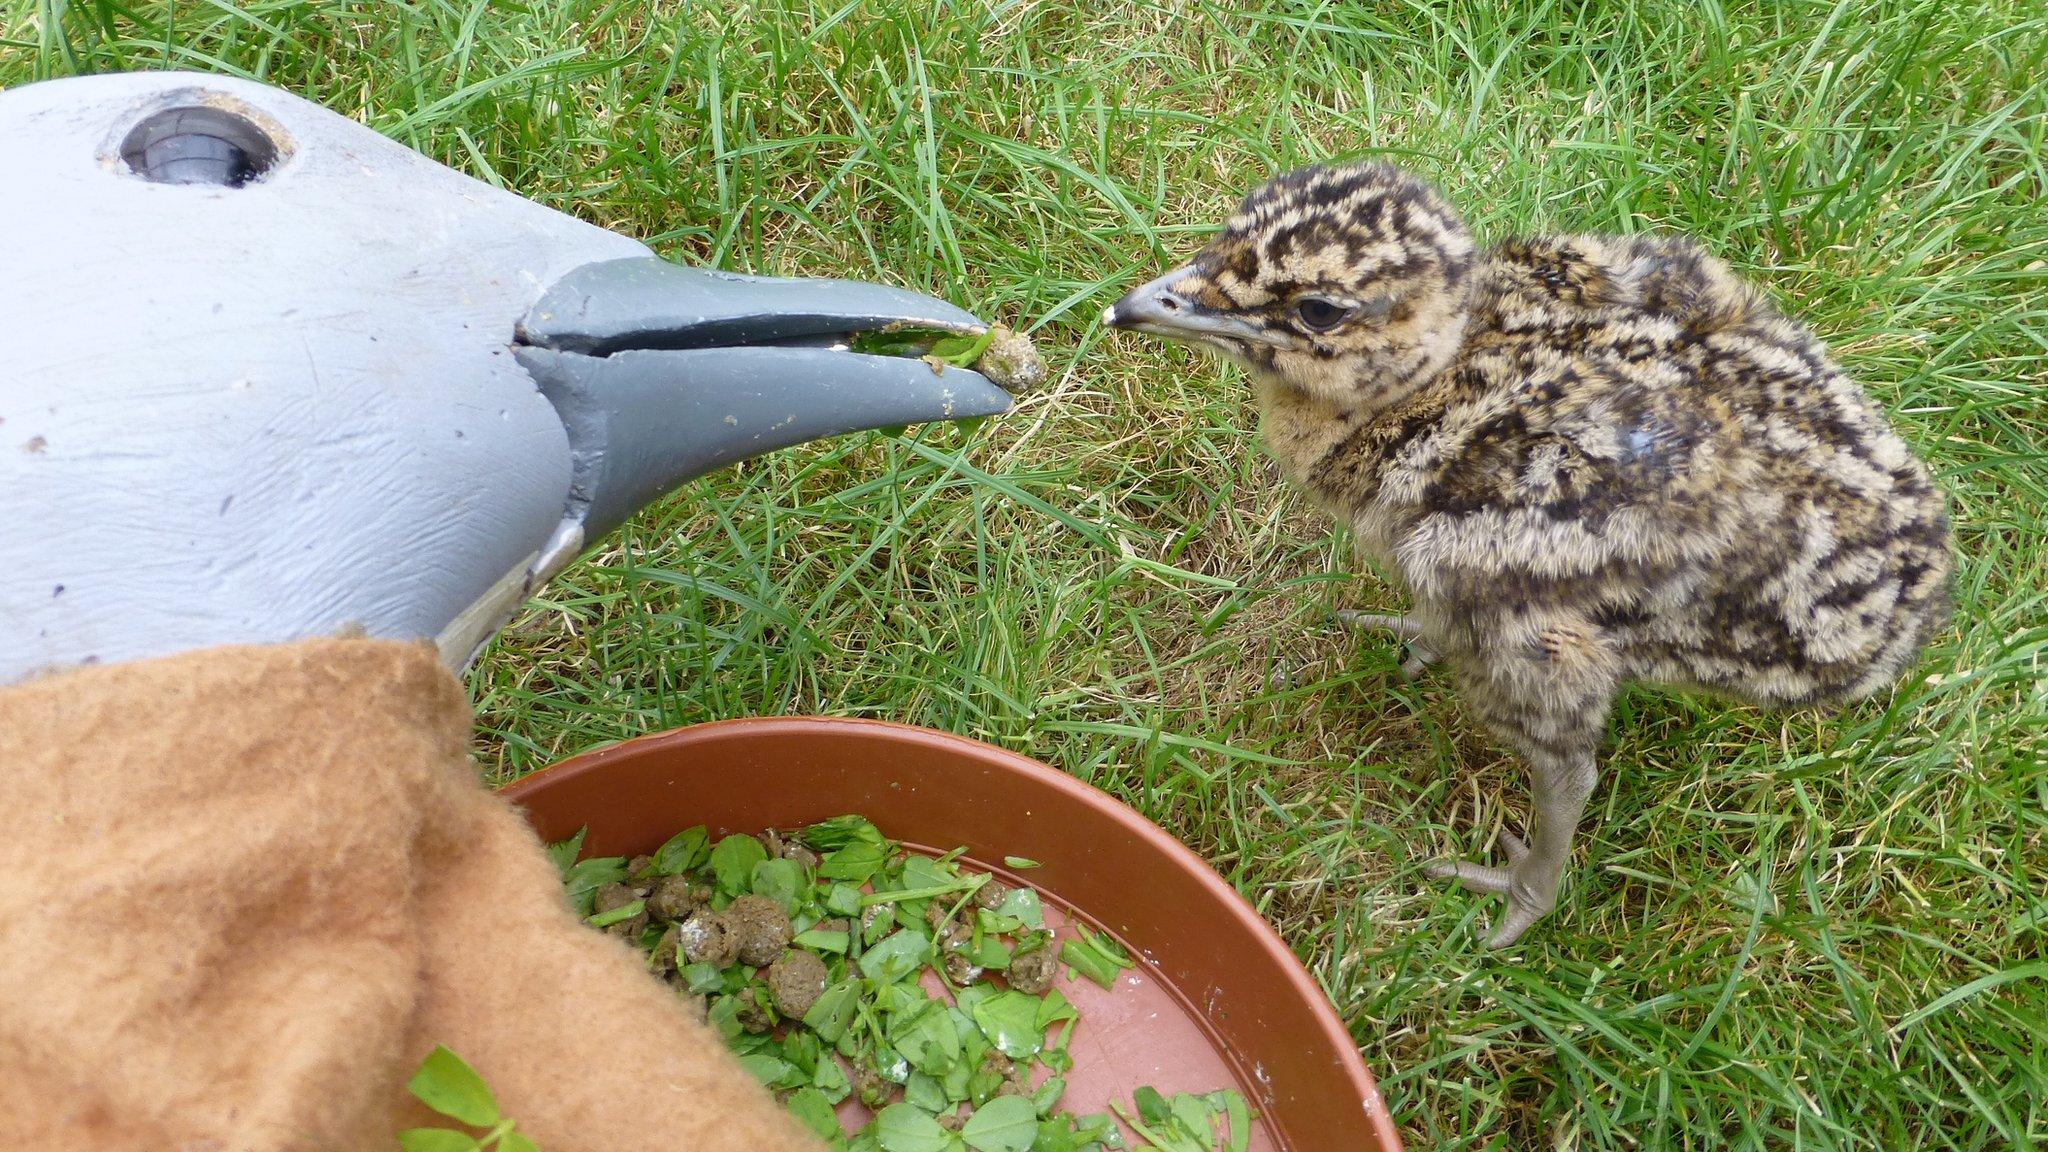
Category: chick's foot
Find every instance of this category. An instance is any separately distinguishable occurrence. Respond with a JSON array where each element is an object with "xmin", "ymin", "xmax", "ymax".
[
  {"xmin": 1423, "ymin": 830, "xmax": 1558, "ymax": 948},
  {"xmin": 1332, "ymin": 610, "xmax": 1441, "ymax": 679}
]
